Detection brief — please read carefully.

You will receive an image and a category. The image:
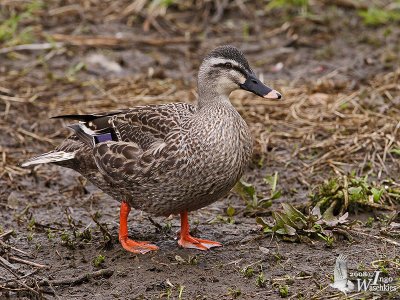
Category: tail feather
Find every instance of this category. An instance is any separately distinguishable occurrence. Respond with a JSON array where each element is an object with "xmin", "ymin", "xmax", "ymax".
[{"xmin": 21, "ymin": 151, "xmax": 76, "ymax": 167}]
